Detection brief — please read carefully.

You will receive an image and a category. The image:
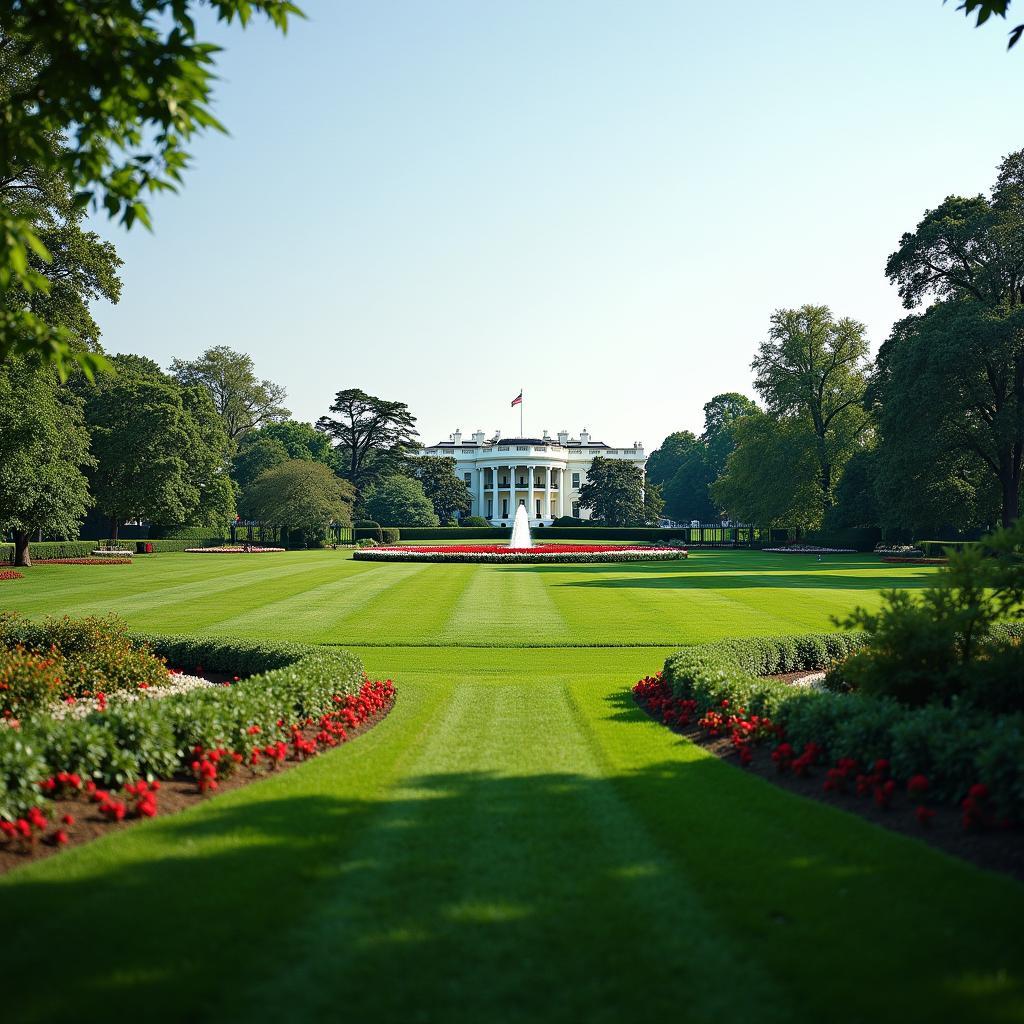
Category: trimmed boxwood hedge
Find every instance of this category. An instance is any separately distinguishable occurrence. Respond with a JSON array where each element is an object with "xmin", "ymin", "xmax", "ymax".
[
  {"xmin": 394, "ymin": 526, "xmax": 694, "ymax": 542},
  {"xmin": 661, "ymin": 631, "xmax": 1024, "ymax": 817},
  {"xmin": 0, "ymin": 541, "xmax": 102, "ymax": 562},
  {"xmin": 917, "ymin": 540, "xmax": 979, "ymax": 557},
  {"xmin": 148, "ymin": 526, "xmax": 229, "ymax": 542},
  {"xmin": 0, "ymin": 631, "xmax": 366, "ymax": 820},
  {"xmin": 137, "ymin": 539, "xmax": 226, "ymax": 553}
]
